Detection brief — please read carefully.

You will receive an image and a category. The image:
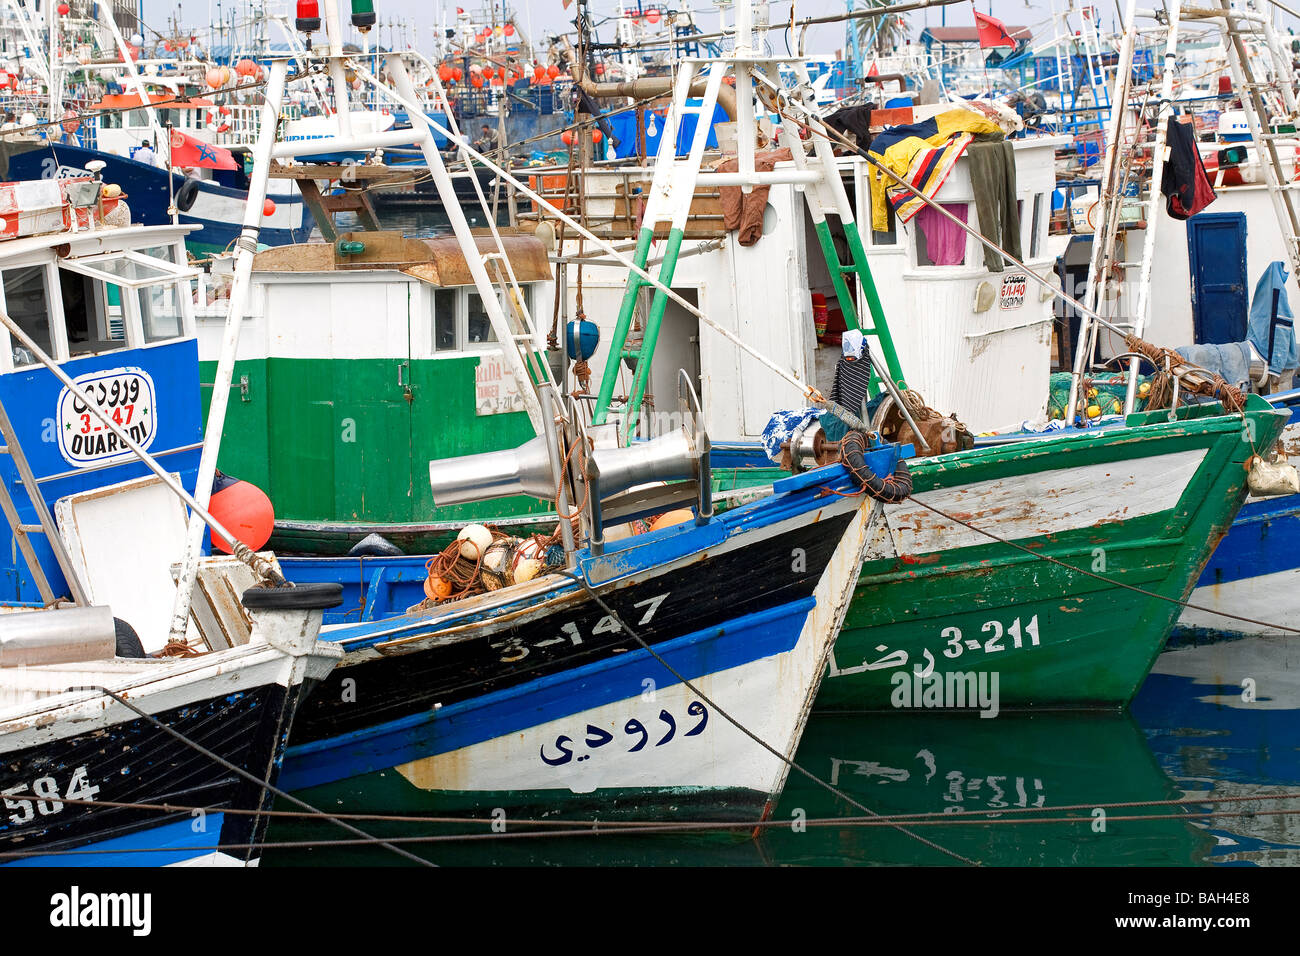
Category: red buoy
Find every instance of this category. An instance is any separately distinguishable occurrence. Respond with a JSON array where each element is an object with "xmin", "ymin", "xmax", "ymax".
[{"xmin": 208, "ymin": 478, "xmax": 275, "ymax": 553}]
